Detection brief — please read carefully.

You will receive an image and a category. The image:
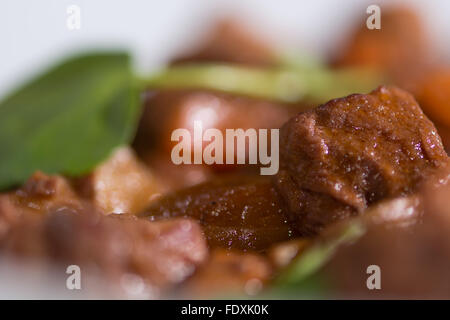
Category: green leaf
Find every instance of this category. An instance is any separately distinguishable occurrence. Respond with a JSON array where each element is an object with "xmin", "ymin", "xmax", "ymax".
[{"xmin": 0, "ymin": 52, "xmax": 141, "ymax": 190}]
